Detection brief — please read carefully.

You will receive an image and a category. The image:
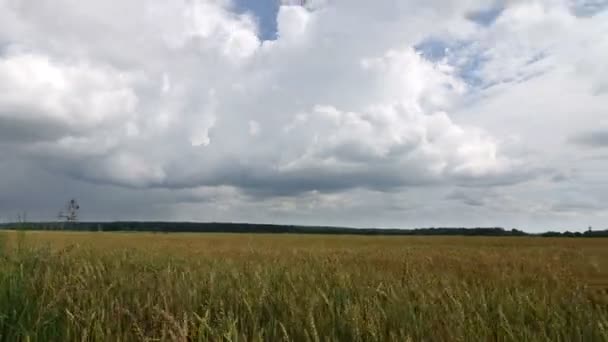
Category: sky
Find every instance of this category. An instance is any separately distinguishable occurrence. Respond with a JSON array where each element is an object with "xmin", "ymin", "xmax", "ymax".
[{"xmin": 0, "ymin": 0, "xmax": 607, "ymax": 231}]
